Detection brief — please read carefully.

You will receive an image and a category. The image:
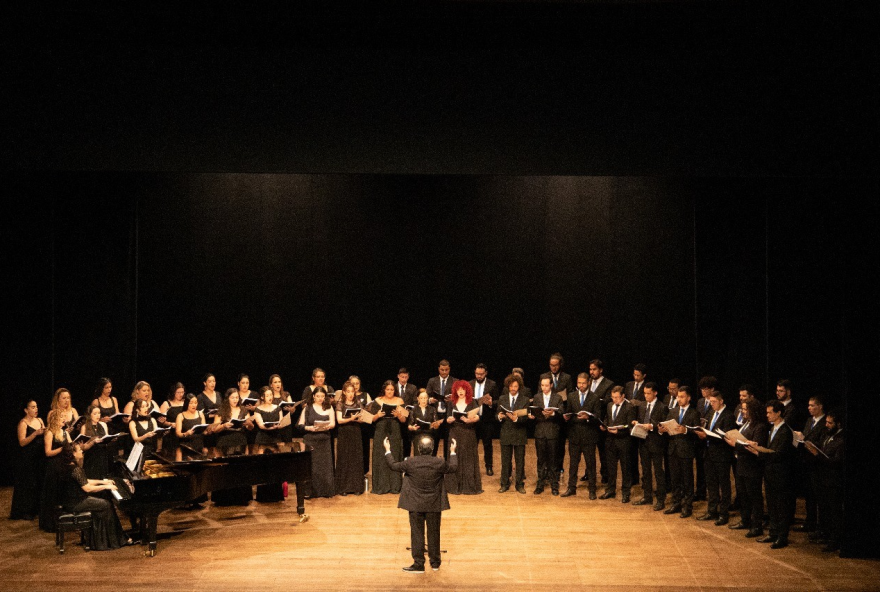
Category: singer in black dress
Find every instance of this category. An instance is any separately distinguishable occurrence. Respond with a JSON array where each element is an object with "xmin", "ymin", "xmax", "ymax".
[
  {"xmin": 176, "ymin": 393, "xmax": 207, "ymax": 451},
  {"xmin": 10, "ymin": 399, "xmax": 46, "ymax": 520},
  {"xmin": 350, "ymin": 375, "xmax": 373, "ymax": 476},
  {"xmin": 59, "ymin": 443, "xmax": 129, "ymax": 550},
  {"xmin": 39, "ymin": 411, "xmax": 72, "ymax": 532},
  {"xmin": 81, "ymin": 405, "xmax": 113, "ymax": 479},
  {"xmin": 269, "ymin": 374, "xmax": 295, "ymax": 442},
  {"xmin": 368, "ymin": 381, "xmax": 408, "ymax": 494},
  {"xmin": 299, "ymin": 390, "xmax": 336, "ymax": 498},
  {"xmin": 334, "ymin": 382, "xmax": 364, "ymax": 495},
  {"xmin": 407, "ymin": 391, "xmax": 440, "ymax": 456},
  {"xmin": 444, "ymin": 381, "xmax": 483, "ymax": 494},
  {"xmin": 254, "ymin": 386, "xmax": 286, "ymax": 502},
  {"xmin": 129, "ymin": 399, "xmax": 161, "ymax": 456},
  {"xmin": 160, "ymin": 383, "xmax": 187, "ymax": 450},
  {"xmin": 211, "ymin": 392, "xmax": 255, "ymax": 505}
]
